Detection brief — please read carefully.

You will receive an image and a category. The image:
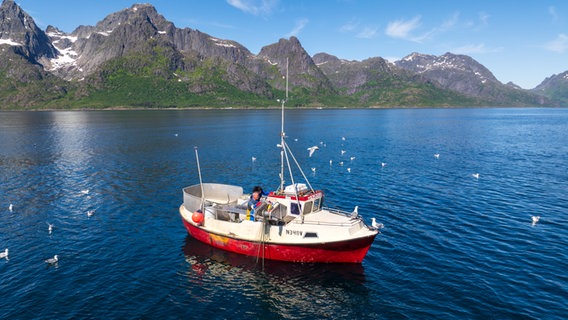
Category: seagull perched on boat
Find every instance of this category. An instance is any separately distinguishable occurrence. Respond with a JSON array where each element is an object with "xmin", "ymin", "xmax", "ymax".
[
  {"xmin": 45, "ymin": 255, "xmax": 58, "ymax": 265},
  {"xmin": 307, "ymin": 146, "xmax": 319, "ymax": 157},
  {"xmin": 0, "ymin": 248, "xmax": 8, "ymax": 260},
  {"xmin": 350, "ymin": 206, "xmax": 359, "ymax": 219},
  {"xmin": 531, "ymin": 215, "xmax": 540, "ymax": 226},
  {"xmin": 371, "ymin": 218, "xmax": 384, "ymax": 230}
]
